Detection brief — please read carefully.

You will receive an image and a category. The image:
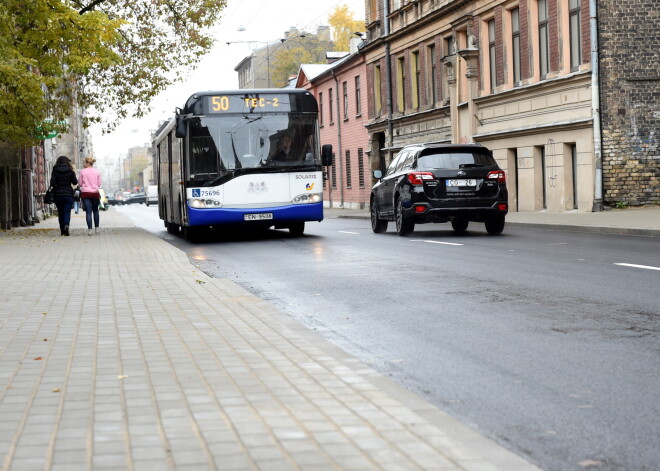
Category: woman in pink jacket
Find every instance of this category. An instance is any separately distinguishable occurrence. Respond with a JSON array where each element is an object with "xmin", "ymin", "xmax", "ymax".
[{"xmin": 79, "ymin": 157, "xmax": 102, "ymax": 235}]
